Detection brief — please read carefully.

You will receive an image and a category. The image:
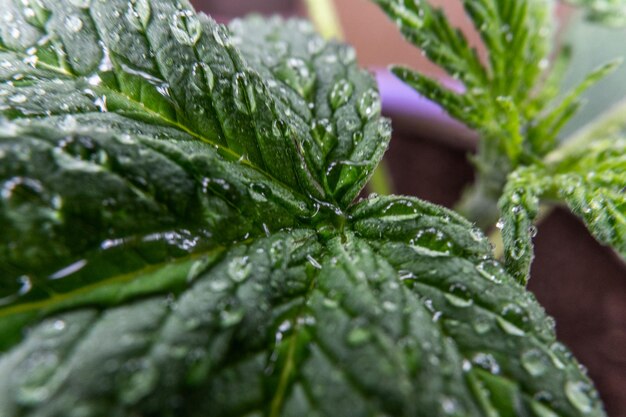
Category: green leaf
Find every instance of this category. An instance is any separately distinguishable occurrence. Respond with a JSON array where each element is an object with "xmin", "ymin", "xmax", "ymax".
[
  {"xmin": 373, "ymin": 0, "xmax": 617, "ymax": 213},
  {"xmin": 566, "ymin": 0, "xmax": 626, "ymax": 27},
  {"xmin": 373, "ymin": 0, "xmax": 554, "ymax": 138},
  {"xmin": 229, "ymin": 16, "xmax": 390, "ymax": 206},
  {"xmin": 0, "ymin": 1, "xmax": 607, "ymax": 416},
  {"xmin": 0, "ymin": 196, "xmax": 605, "ymax": 416},
  {"xmin": 499, "ymin": 137, "xmax": 626, "ymax": 282}
]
